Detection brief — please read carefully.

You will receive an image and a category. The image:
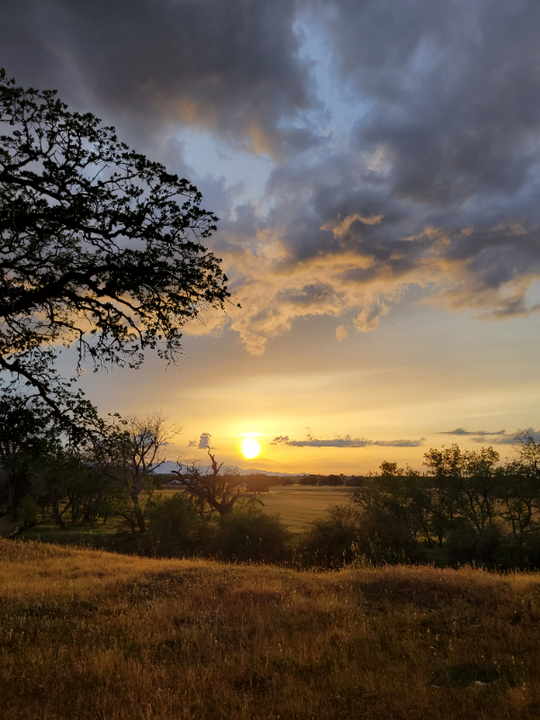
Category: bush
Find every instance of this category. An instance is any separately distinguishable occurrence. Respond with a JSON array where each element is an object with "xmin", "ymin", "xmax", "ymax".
[
  {"xmin": 320, "ymin": 474, "xmax": 344, "ymax": 486},
  {"xmin": 298, "ymin": 504, "xmax": 428, "ymax": 569},
  {"xmin": 357, "ymin": 505, "xmax": 427, "ymax": 564},
  {"xmin": 446, "ymin": 521, "xmax": 504, "ymax": 567},
  {"xmin": 147, "ymin": 494, "xmax": 211, "ymax": 558},
  {"xmin": 298, "ymin": 505, "xmax": 364, "ymax": 568},
  {"xmin": 16, "ymin": 493, "xmax": 40, "ymax": 529},
  {"xmin": 214, "ymin": 508, "xmax": 291, "ymax": 563}
]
